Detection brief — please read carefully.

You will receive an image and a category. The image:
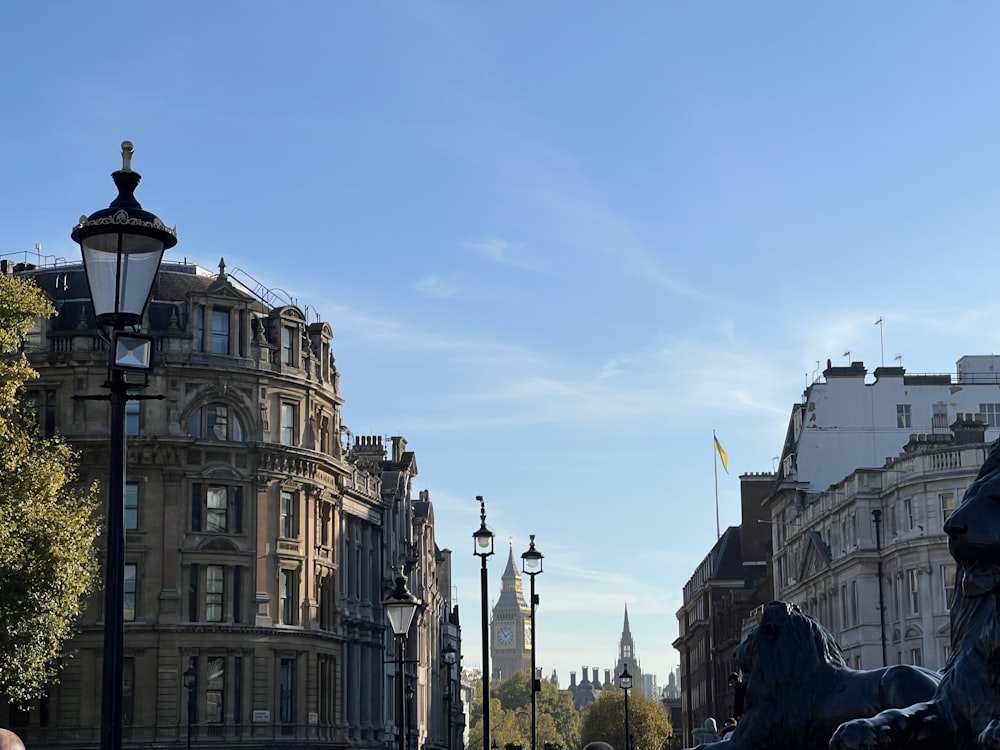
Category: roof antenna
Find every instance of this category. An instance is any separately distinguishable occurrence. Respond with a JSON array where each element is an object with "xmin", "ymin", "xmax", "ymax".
[{"xmin": 874, "ymin": 317, "xmax": 885, "ymax": 366}]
